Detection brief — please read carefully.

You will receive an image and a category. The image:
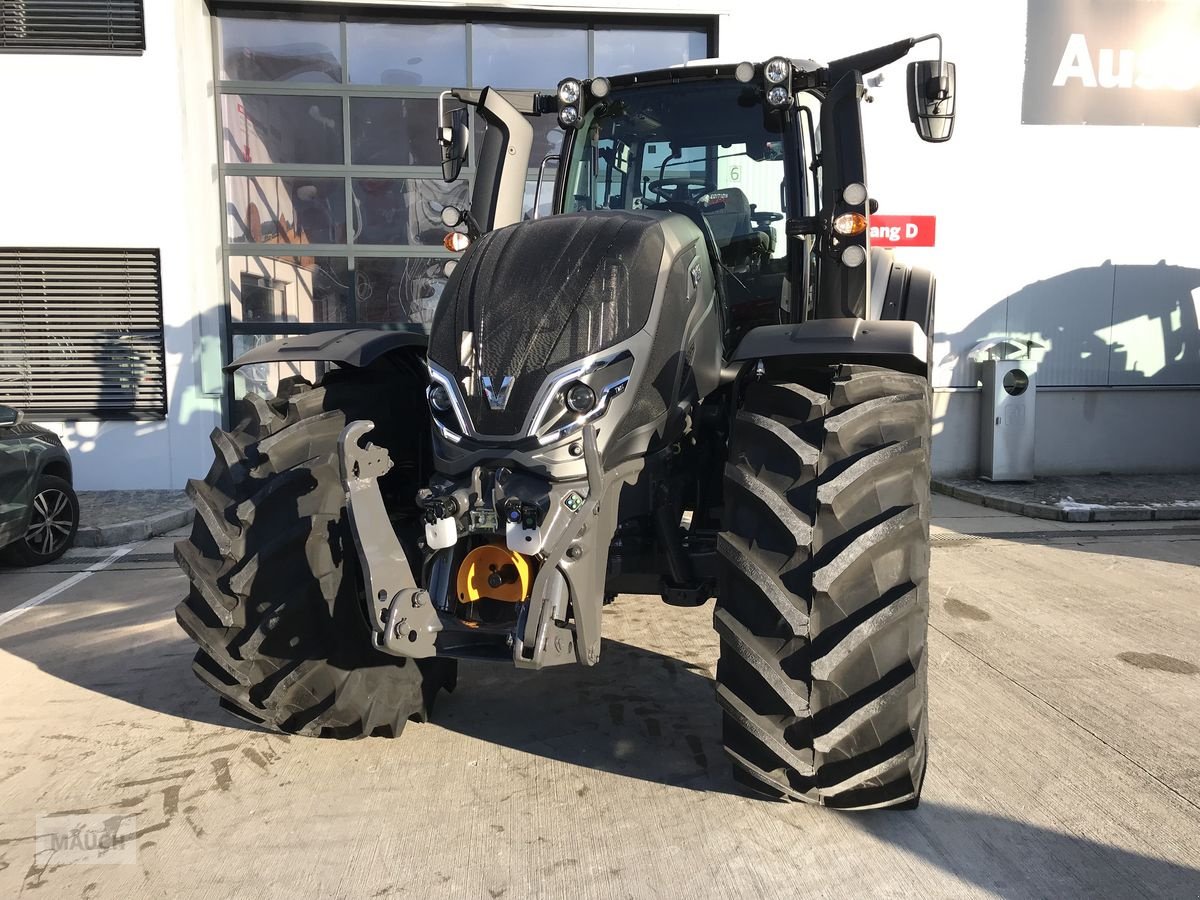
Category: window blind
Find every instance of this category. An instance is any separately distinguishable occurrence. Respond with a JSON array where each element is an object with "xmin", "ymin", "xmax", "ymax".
[
  {"xmin": 0, "ymin": 248, "xmax": 167, "ymax": 419},
  {"xmin": 0, "ymin": 1, "xmax": 145, "ymax": 53}
]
